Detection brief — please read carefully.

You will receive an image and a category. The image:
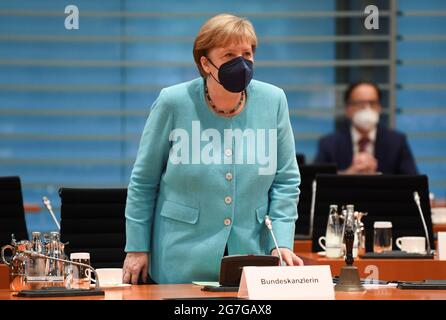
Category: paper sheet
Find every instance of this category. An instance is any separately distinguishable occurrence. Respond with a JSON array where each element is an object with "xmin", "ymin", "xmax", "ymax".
[{"xmin": 192, "ymin": 281, "xmax": 220, "ymax": 287}]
